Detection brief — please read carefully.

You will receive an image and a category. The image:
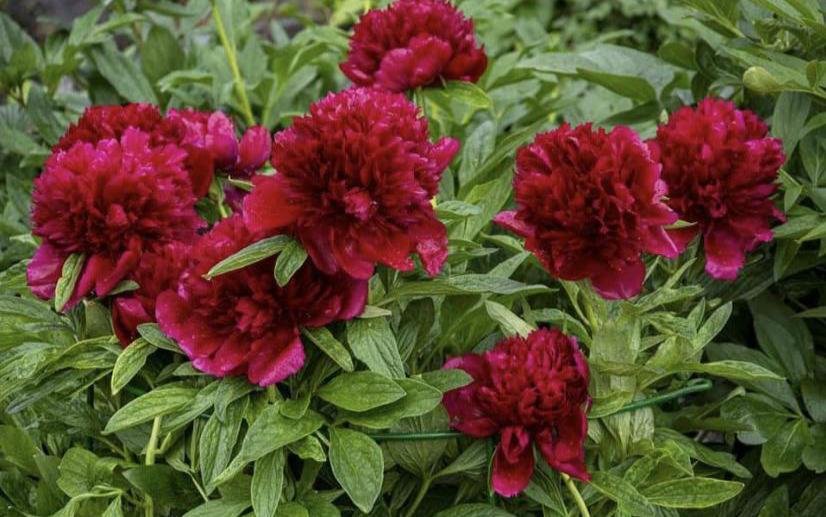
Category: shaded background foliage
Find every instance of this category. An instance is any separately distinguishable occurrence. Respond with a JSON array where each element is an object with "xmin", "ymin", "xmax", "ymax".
[{"xmin": 0, "ymin": 1, "xmax": 825, "ymax": 516}]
